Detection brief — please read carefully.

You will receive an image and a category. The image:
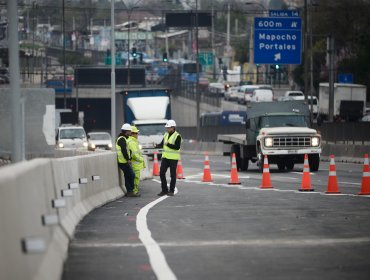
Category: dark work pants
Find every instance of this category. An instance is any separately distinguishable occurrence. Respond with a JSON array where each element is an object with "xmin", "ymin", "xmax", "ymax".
[
  {"xmin": 160, "ymin": 158, "xmax": 178, "ymax": 192},
  {"xmin": 118, "ymin": 162, "xmax": 135, "ymax": 193}
]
